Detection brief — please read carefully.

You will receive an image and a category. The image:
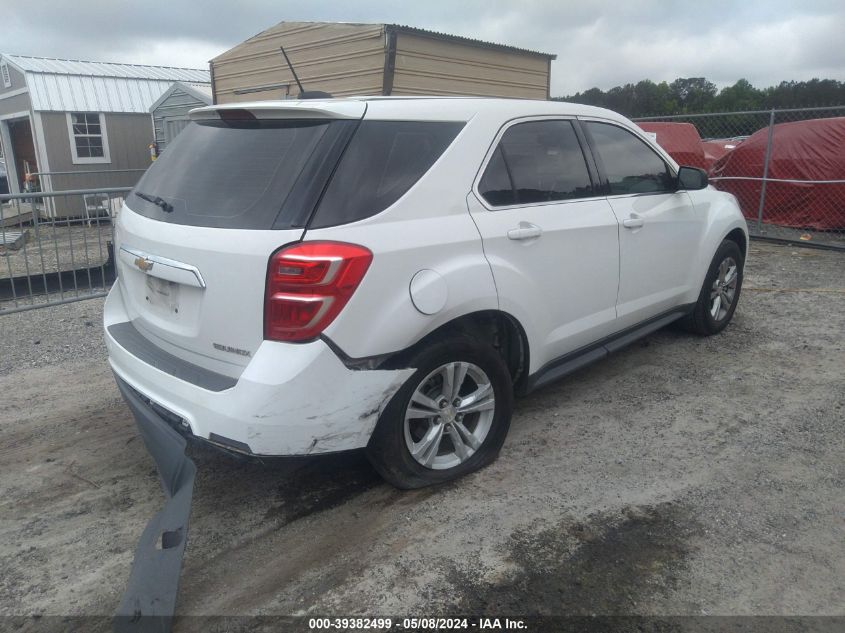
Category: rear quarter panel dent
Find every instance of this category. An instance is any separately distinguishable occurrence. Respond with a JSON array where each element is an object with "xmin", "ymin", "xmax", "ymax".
[{"xmin": 314, "ymin": 213, "xmax": 499, "ymax": 359}]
